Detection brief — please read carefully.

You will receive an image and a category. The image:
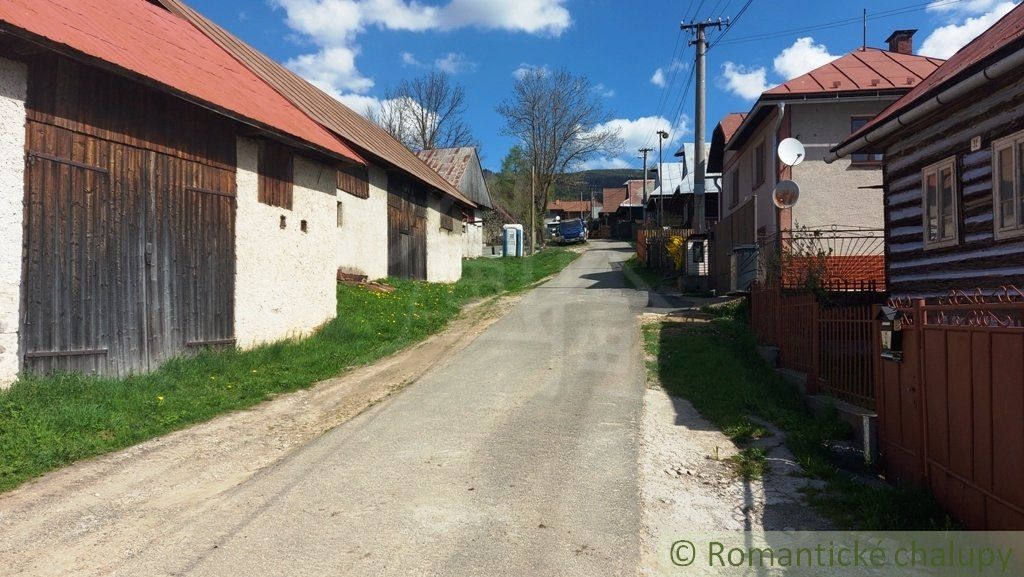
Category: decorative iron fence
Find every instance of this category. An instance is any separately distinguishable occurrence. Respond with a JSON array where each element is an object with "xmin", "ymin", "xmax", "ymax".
[{"xmin": 758, "ymin": 227, "xmax": 887, "ymax": 291}]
